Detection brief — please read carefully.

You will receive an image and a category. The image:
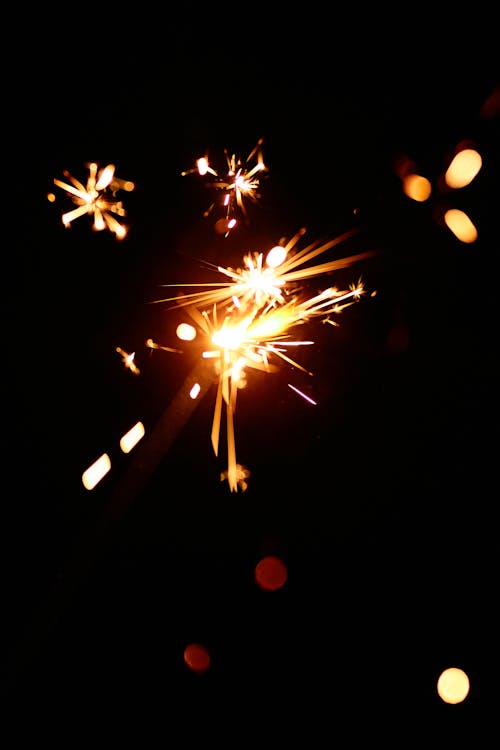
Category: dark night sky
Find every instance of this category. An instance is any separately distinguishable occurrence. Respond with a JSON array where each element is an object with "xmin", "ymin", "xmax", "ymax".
[{"xmin": 2, "ymin": 12, "xmax": 499, "ymax": 740}]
